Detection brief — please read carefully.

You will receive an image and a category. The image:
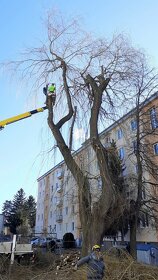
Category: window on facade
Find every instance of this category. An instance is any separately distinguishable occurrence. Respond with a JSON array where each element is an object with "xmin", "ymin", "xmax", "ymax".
[
  {"xmin": 38, "ymin": 215, "xmax": 40, "ymax": 221},
  {"xmin": 72, "ymin": 205, "xmax": 75, "ymax": 214},
  {"xmin": 117, "ymin": 128, "xmax": 123, "ymax": 140},
  {"xmin": 98, "ymin": 177, "xmax": 102, "ymax": 189},
  {"xmin": 122, "ymin": 164, "xmax": 126, "ymax": 176},
  {"xmin": 105, "ymin": 136, "xmax": 111, "ymax": 143},
  {"xmin": 72, "ymin": 222, "xmax": 75, "ymax": 231},
  {"xmin": 134, "ymin": 164, "xmax": 138, "ymax": 174},
  {"xmin": 150, "ymin": 107, "xmax": 158, "ymax": 129},
  {"xmin": 104, "ymin": 137, "xmax": 111, "ymax": 148},
  {"xmin": 153, "ymin": 143, "xmax": 158, "ymax": 155},
  {"xmin": 132, "ymin": 140, "xmax": 137, "ymax": 154},
  {"xmin": 141, "ymin": 188, "xmax": 146, "ymax": 200},
  {"xmin": 50, "ymin": 211, "xmax": 52, "ymax": 218},
  {"xmin": 54, "ymin": 224, "xmax": 56, "ymax": 232},
  {"xmin": 65, "ymin": 223, "xmax": 68, "ymax": 231},
  {"xmin": 139, "ymin": 213, "xmax": 149, "ymax": 228},
  {"xmin": 51, "ymin": 185, "xmax": 53, "ymax": 192},
  {"xmin": 65, "ymin": 206, "xmax": 68, "ymax": 215},
  {"xmin": 119, "ymin": 147, "xmax": 125, "ymax": 160},
  {"xmin": 59, "ymin": 224, "xmax": 62, "ymax": 231},
  {"xmin": 42, "ymin": 214, "xmax": 43, "ymax": 220},
  {"xmin": 56, "ymin": 182, "xmax": 58, "ymax": 190},
  {"xmin": 131, "ymin": 119, "xmax": 137, "ymax": 131}
]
